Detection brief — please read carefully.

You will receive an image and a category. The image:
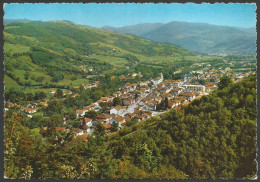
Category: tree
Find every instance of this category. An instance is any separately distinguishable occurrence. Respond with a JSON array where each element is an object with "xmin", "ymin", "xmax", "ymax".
[
  {"xmin": 5, "ymin": 88, "xmax": 26, "ymax": 102},
  {"xmin": 55, "ymin": 88, "xmax": 63, "ymax": 98},
  {"xmin": 36, "ymin": 76, "xmax": 45, "ymax": 82},
  {"xmin": 84, "ymin": 110, "xmax": 97, "ymax": 119},
  {"xmin": 94, "ymin": 123, "xmax": 106, "ymax": 136},
  {"xmin": 43, "ymin": 113, "xmax": 64, "ymax": 143},
  {"xmin": 44, "ymin": 100, "xmax": 63, "ymax": 116},
  {"xmin": 24, "ymin": 71, "xmax": 30, "ymax": 80},
  {"xmin": 79, "ymin": 85, "xmax": 85, "ymax": 93},
  {"xmin": 34, "ymin": 91, "xmax": 46, "ymax": 100},
  {"xmin": 134, "ymin": 93, "xmax": 138, "ymax": 101},
  {"xmin": 113, "ymin": 97, "xmax": 122, "ymax": 106},
  {"xmin": 218, "ymin": 75, "xmax": 232, "ymax": 90},
  {"xmin": 111, "ymin": 121, "xmax": 118, "ymax": 132},
  {"xmin": 164, "ymin": 97, "xmax": 169, "ymax": 109},
  {"xmin": 26, "ymin": 93, "xmax": 34, "ymax": 101}
]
